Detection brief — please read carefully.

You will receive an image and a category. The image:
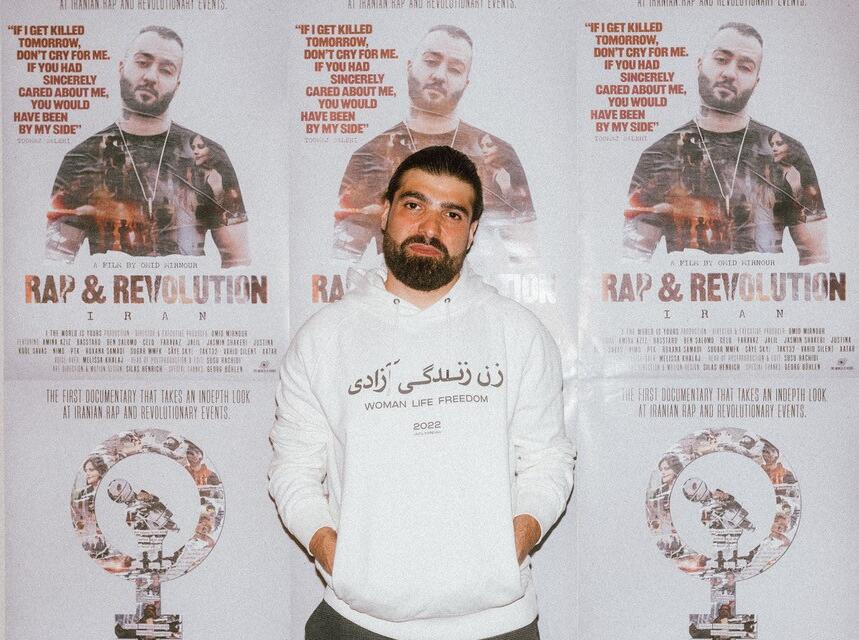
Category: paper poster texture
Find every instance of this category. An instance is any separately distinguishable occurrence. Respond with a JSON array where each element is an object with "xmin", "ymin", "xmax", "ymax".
[{"xmin": 572, "ymin": 3, "xmax": 858, "ymax": 639}]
